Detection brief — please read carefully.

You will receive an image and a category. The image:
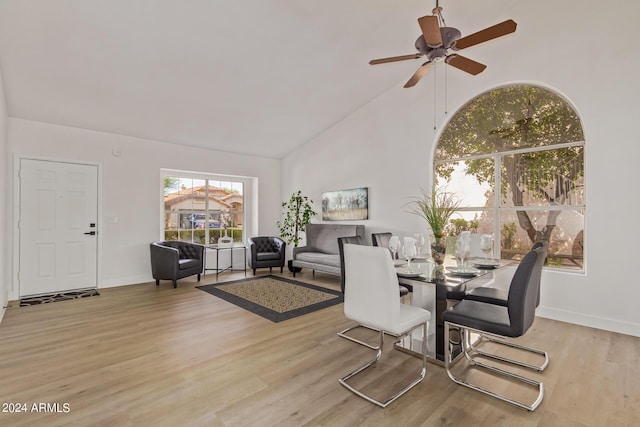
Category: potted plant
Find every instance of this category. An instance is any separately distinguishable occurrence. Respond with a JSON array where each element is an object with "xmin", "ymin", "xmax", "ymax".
[
  {"xmin": 407, "ymin": 187, "xmax": 460, "ymax": 265},
  {"xmin": 277, "ymin": 190, "xmax": 317, "ymax": 271}
]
